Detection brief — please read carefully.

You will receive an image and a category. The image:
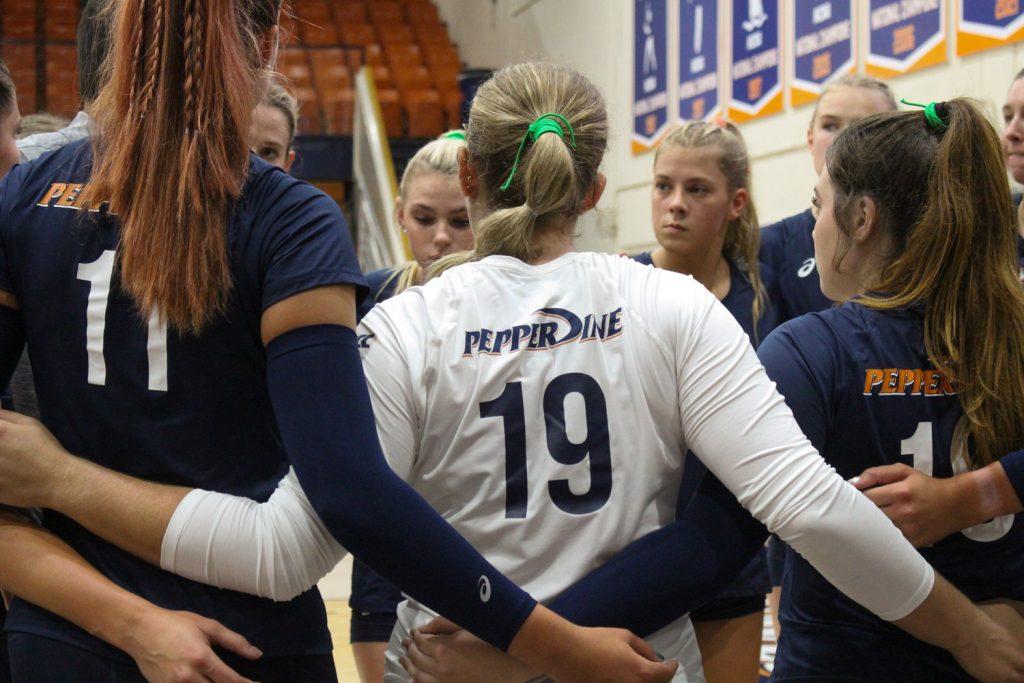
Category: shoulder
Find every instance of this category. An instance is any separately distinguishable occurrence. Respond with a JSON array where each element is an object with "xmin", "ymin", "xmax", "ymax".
[
  {"xmin": 366, "ymin": 267, "xmax": 400, "ymax": 297},
  {"xmin": 630, "ymin": 251, "xmax": 654, "ymax": 266},
  {"xmin": 1, "ymin": 139, "xmax": 92, "ymax": 214},
  {"xmin": 16, "ymin": 113, "xmax": 91, "ymax": 162},
  {"xmin": 759, "ymin": 303, "xmax": 866, "ymax": 370},
  {"xmin": 760, "ymin": 208, "xmax": 814, "ymax": 248}
]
